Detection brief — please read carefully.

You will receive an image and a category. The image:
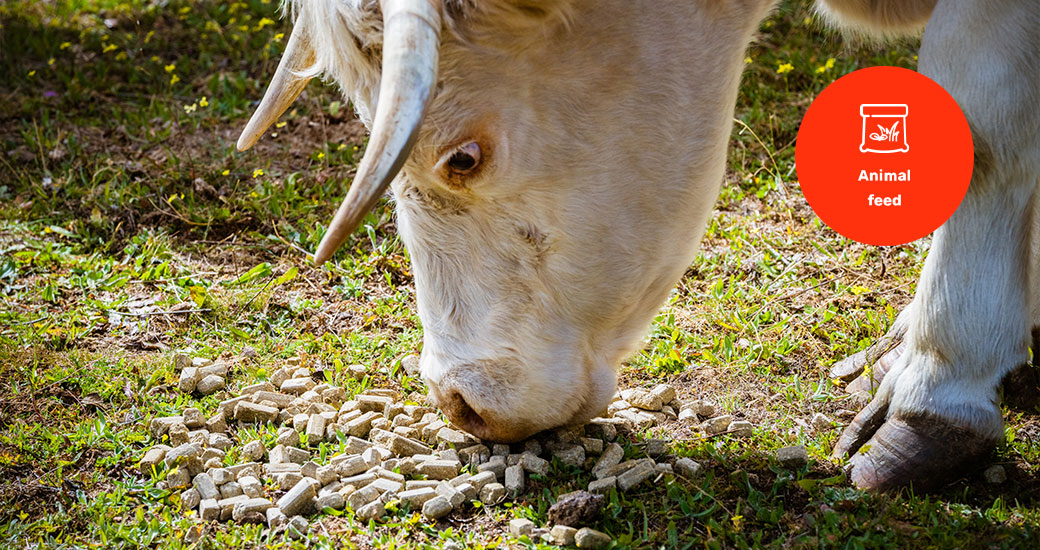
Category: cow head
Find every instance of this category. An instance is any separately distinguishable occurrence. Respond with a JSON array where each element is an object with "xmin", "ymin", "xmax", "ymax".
[{"xmin": 238, "ymin": 0, "xmax": 769, "ymax": 441}]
